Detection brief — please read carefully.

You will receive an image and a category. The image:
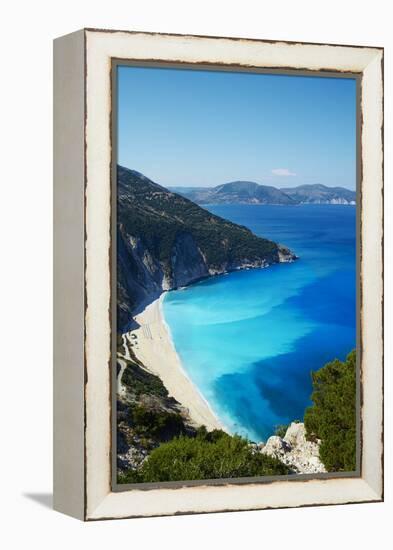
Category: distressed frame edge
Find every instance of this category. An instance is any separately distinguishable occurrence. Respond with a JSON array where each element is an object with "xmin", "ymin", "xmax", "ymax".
[
  {"xmin": 88, "ymin": 480, "xmax": 382, "ymax": 521},
  {"xmin": 81, "ymin": 29, "xmax": 383, "ymax": 521},
  {"xmin": 358, "ymin": 48, "xmax": 384, "ymax": 500},
  {"xmin": 83, "ymin": 26, "xmax": 384, "ymax": 52}
]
